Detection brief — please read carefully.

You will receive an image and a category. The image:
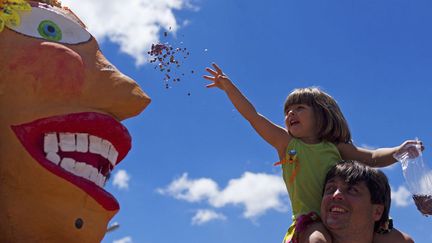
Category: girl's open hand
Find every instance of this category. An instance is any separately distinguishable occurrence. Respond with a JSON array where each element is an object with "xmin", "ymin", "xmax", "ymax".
[
  {"xmin": 395, "ymin": 140, "xmax": 425, "ymax": 159},
  {"xmin": 203, "ymin": 63, "xmax": 232, "ymax": 91}
]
